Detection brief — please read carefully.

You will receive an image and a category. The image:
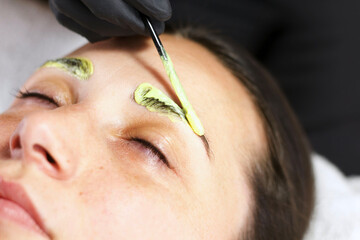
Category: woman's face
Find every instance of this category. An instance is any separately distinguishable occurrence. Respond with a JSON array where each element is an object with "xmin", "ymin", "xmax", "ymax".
[{"xmin": 0, "ymin": 35, "xmax": 265, "ymax": 240}]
